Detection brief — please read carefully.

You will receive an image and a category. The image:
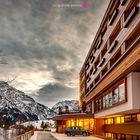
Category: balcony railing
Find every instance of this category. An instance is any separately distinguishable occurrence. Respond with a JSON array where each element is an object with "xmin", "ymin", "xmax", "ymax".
[{"xmin": 10, "ymin": 131, "xmax": 34, "ymax": 140}]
